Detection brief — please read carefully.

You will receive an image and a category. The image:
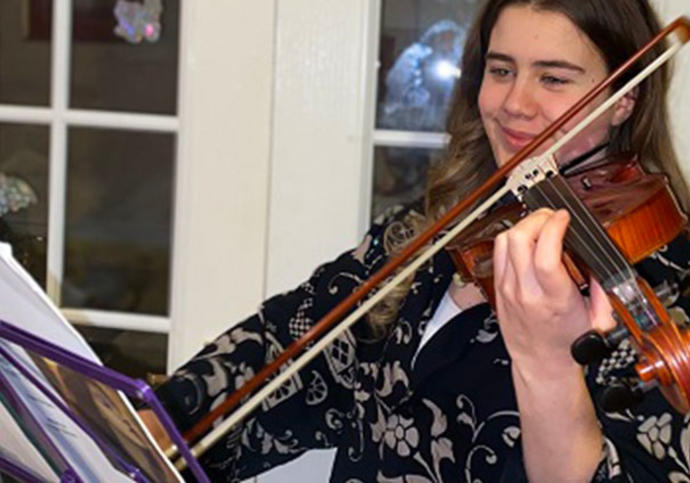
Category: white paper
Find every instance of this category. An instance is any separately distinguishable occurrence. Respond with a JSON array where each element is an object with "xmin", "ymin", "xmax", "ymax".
[
  {"xmin": 0, "ymin": 243, "xmax": 183, "ymax": 482},
  {"xmin": 0, "ymin": 391, "xmax": 57, "ymax": 482}
]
